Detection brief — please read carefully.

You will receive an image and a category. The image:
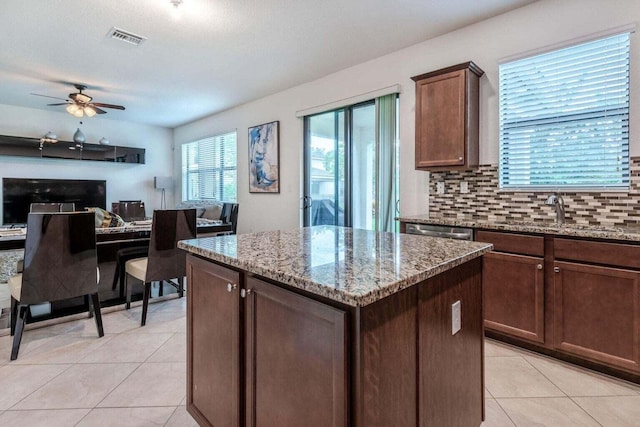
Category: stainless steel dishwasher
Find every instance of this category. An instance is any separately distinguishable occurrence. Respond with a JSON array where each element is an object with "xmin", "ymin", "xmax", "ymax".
[{"xmin": 405, "ymin": 223, "xmax": 474, "ymax": 240}]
